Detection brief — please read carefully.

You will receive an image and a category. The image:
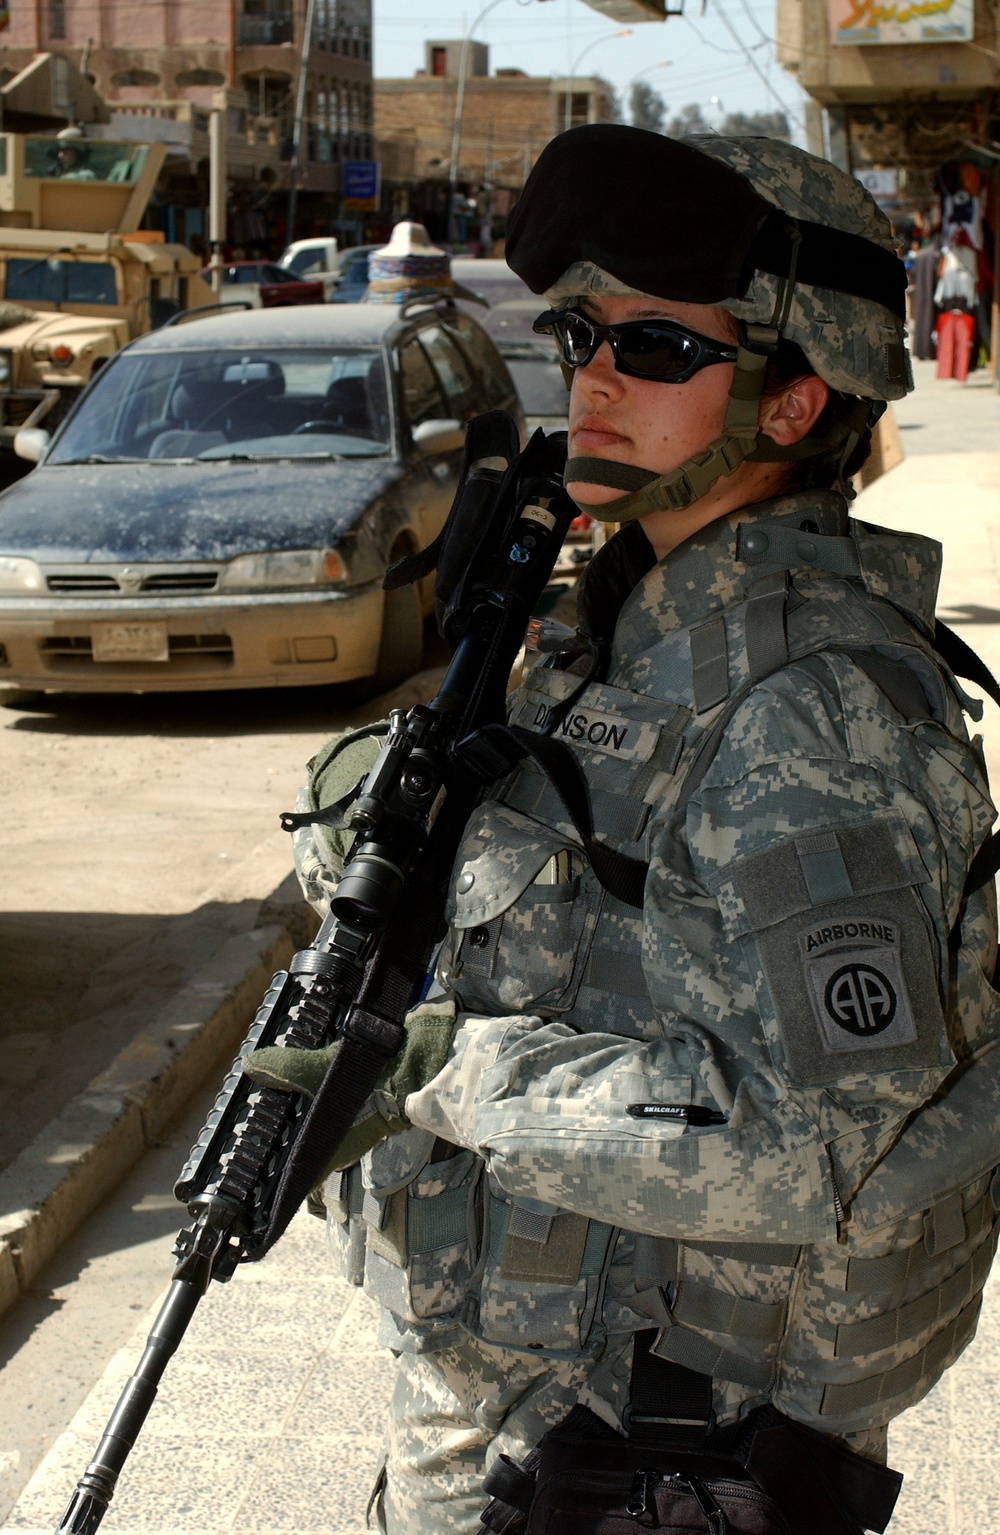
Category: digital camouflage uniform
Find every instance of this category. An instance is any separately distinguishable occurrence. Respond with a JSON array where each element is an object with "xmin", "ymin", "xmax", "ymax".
[
  {"xmin": 289, "ymin": 134, "xmax": 1000, "ymax": 1533},
  {"xmin": 296, "ymin": 494, "xmax": 1000, "ymax": 1533}
]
